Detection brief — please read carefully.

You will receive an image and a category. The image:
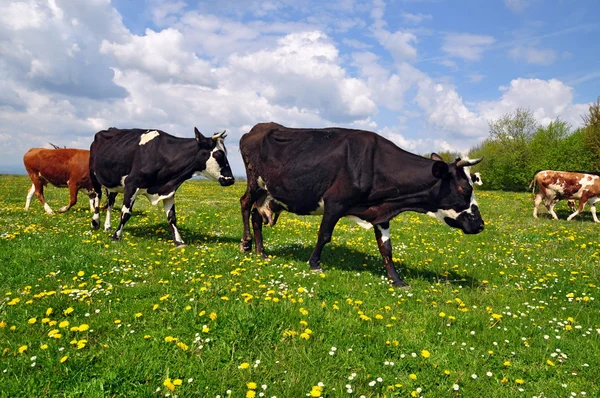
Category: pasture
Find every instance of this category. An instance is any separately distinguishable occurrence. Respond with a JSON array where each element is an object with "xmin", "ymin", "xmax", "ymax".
[{"xmin": 0, "ymin": 174, "xmax": 598, "ymax": 397}]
